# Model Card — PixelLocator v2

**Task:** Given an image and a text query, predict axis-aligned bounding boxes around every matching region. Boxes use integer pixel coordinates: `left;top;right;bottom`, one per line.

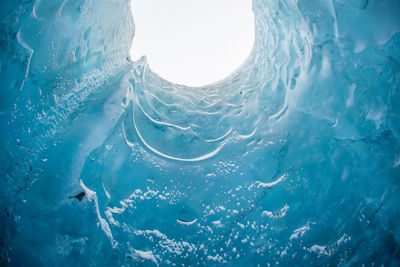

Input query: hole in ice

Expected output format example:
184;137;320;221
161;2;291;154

130;0;255;87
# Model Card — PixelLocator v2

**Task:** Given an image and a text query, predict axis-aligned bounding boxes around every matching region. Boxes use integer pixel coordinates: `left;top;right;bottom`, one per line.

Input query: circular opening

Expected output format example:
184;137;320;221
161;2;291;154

130;0;255;87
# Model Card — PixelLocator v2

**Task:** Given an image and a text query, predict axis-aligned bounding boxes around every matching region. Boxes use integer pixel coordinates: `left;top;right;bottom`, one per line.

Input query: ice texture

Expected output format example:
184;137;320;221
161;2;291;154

1;0;400;266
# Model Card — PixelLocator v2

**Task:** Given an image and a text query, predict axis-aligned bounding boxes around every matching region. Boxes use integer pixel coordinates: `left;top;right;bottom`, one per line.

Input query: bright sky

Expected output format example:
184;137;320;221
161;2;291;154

130;0;255;87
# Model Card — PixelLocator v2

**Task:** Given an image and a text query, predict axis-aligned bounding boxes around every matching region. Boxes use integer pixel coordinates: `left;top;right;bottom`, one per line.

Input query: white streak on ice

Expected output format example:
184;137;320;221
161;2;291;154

80;180;117;247
177;219;197;225
256;174;287;188
262;204;289;219
102;182;111;200
290;224;310;240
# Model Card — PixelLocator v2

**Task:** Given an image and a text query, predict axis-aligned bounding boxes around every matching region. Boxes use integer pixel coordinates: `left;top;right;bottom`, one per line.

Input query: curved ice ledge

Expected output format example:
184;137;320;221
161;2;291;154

123;1;312;161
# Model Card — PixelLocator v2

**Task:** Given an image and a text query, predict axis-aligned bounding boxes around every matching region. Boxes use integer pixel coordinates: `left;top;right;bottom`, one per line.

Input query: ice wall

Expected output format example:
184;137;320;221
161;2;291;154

1;0;133;263
1;0;400;265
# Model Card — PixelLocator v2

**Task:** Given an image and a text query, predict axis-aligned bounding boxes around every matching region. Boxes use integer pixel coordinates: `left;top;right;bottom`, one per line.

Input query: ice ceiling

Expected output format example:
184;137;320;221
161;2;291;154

1;0;400;266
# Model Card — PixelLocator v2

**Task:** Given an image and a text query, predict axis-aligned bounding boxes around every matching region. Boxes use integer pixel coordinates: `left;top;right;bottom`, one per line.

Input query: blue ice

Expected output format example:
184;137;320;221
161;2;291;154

1;0;400;265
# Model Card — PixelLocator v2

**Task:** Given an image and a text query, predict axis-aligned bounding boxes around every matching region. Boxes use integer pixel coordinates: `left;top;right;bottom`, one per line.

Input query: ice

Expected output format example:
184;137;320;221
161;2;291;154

1;0;400;266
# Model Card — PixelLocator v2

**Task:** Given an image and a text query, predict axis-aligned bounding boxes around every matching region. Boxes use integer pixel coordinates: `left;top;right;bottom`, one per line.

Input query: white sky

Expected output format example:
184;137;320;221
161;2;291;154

130;0;254;87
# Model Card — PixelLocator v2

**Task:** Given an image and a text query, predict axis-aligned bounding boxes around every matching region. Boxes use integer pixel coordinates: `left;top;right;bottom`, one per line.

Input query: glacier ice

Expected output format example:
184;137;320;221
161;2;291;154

1;0;400;265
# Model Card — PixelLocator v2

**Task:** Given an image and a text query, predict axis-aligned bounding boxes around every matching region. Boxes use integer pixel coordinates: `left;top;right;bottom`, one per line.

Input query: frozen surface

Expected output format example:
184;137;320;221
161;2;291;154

1;0;400;266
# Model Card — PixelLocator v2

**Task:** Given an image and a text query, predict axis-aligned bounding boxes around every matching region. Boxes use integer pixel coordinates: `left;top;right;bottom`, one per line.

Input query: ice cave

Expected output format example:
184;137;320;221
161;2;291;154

1;0;400;266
